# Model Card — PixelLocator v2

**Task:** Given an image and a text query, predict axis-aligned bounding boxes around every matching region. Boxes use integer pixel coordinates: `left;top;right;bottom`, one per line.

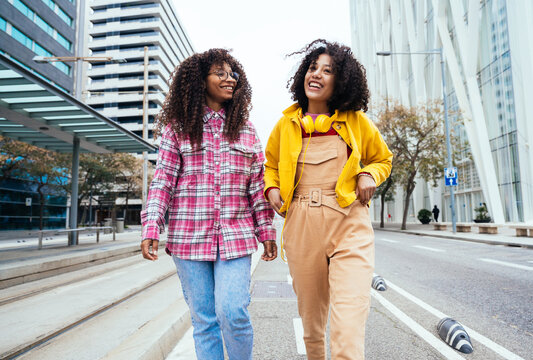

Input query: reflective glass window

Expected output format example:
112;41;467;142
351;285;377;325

14;0;33;19
0;17;6;32
35;15;54;36
57;8;72;26
11;26;32;49
34;42;51;57
56;33;71;50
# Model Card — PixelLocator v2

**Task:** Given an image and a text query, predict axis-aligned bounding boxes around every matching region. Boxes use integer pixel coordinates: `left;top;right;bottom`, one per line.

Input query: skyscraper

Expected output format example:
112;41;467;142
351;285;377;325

86;0;194;157
0;0;76;92
350;0;533;223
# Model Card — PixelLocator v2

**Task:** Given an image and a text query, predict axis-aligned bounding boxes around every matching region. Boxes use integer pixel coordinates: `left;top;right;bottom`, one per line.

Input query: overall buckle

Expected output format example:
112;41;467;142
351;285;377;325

309;189;322;207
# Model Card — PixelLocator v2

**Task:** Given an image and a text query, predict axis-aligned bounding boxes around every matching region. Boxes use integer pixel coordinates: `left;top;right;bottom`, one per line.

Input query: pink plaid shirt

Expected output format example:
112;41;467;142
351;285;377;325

141;108;276;261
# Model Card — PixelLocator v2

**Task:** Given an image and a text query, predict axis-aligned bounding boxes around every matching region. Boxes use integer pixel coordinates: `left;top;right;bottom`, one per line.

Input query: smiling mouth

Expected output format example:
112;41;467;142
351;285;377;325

221;86;234;91
308;81;323;89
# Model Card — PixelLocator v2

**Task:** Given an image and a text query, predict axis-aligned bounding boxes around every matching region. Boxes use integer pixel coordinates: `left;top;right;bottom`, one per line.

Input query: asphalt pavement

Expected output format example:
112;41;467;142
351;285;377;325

1;220;532;359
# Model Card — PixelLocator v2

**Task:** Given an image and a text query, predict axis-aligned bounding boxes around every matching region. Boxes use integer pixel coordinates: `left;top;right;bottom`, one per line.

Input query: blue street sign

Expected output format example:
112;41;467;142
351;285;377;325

445;167;458;186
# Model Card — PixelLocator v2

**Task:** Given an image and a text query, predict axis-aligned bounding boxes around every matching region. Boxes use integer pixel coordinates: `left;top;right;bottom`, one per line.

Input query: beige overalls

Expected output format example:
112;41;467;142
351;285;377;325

283;134;375;360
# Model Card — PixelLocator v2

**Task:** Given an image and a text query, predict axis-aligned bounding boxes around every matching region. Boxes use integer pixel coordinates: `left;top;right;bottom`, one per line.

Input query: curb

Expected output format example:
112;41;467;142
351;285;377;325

374;227;533;249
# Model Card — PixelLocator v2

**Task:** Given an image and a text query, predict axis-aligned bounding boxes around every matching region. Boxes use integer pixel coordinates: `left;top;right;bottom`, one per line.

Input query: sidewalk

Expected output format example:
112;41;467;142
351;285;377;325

373;221;533;249
0;226;158;289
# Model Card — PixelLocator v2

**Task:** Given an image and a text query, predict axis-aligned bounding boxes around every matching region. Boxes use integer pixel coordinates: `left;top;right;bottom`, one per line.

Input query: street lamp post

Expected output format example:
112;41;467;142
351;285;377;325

33;55;126;244
377;49;457;233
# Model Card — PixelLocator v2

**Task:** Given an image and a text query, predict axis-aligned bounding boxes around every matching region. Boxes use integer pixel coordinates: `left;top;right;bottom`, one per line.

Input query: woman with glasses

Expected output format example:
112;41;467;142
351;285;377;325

264;39;392;359
141;48;277;360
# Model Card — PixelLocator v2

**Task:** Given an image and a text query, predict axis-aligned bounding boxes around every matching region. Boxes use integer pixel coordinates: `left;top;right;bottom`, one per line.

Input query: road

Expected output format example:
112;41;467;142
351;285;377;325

170;229;533;359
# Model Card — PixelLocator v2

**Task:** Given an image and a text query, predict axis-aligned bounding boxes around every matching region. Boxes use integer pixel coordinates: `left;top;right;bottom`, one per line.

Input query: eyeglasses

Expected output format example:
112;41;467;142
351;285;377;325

208;70;240;82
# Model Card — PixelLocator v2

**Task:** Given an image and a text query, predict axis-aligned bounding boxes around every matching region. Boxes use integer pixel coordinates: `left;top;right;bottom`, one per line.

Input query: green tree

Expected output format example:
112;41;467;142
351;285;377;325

114;153;144;222
1;136;69;229
74;154;120;224
376;101;461;230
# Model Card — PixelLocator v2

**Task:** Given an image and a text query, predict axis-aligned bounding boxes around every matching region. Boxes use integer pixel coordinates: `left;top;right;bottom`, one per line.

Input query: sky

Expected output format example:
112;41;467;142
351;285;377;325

172;0;353;145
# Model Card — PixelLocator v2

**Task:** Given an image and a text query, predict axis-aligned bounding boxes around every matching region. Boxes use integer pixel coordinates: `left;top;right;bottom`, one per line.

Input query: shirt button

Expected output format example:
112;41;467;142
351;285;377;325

215;161;220;165
214;134;219;138
215;191;220;195
214;221;219;227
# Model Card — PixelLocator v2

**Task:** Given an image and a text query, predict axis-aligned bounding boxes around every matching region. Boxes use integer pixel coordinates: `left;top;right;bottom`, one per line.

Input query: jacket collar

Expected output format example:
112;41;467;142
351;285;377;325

282;103;343;122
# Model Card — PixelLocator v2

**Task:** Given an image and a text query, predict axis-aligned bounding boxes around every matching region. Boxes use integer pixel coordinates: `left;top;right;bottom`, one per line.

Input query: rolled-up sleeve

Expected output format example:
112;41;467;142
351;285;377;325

141;124;181;241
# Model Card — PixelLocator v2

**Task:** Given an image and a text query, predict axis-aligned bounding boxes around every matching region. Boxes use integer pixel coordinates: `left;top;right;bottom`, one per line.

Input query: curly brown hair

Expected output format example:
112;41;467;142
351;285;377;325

156;49;252;147
287;39;370;113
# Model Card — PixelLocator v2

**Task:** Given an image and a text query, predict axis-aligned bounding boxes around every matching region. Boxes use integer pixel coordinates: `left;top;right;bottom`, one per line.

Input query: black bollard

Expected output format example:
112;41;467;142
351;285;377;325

437;317;473;354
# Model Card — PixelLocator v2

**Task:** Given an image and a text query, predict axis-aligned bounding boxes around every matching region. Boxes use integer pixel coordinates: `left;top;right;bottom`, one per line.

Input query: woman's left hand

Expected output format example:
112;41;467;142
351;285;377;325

356;175;376;206
261;240;278;261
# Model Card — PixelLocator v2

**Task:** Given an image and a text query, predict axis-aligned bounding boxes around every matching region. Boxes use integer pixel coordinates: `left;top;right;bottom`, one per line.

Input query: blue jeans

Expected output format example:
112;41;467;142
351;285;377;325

173;254;253;360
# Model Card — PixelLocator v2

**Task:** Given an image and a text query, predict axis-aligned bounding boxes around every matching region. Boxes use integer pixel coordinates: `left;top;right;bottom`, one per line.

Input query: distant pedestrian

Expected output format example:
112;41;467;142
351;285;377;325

140;49;277;360
388;213;392;222
432;205;440;222
264;39;392;360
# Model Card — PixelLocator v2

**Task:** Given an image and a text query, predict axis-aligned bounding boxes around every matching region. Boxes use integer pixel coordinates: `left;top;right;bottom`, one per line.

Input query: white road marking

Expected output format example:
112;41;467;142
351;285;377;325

371;290;465;359
479;258;533;271
287;275;292;285
293;318;306;355
386;279;526;360
413;245;445;253
379;238;399;243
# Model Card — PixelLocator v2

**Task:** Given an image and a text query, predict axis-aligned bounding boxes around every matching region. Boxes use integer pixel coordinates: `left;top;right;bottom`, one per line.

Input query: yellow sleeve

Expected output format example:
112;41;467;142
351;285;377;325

263;119;282;196
359;113;393;187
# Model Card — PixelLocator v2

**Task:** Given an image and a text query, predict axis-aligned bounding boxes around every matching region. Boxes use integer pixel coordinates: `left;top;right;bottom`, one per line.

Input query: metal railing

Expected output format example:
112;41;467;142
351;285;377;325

38;226;115;250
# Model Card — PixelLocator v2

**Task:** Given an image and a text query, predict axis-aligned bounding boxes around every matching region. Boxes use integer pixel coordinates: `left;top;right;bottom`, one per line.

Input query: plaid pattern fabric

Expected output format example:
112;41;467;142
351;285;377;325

141;108;276;261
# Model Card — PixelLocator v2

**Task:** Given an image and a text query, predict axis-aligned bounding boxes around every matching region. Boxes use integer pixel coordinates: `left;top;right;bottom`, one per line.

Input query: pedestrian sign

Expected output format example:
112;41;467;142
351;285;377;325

445;167;458;186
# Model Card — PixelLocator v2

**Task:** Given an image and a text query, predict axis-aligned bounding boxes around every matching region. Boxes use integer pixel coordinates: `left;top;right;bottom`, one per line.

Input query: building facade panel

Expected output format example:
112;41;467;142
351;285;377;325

350;0;533;224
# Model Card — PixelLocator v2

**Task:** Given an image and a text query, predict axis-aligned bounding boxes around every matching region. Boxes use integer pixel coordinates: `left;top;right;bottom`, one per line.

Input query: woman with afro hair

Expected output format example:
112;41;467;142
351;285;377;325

264;39;392;359
141;48;277;360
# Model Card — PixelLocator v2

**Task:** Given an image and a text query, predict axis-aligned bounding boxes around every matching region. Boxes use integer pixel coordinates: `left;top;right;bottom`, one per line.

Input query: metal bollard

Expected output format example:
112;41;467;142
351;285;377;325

96;228;100;243
38;231;43;250
113;226;116;241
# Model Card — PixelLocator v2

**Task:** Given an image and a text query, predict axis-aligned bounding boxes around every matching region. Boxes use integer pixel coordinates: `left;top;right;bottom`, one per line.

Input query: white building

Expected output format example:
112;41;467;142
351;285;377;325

86;0;194;160
350;0;533;224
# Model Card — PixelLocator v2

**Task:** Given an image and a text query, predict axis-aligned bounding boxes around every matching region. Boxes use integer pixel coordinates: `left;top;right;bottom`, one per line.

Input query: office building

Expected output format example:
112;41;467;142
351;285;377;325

86;0;194;156
0;0;76;92
350;0;533;224
0;0;78;229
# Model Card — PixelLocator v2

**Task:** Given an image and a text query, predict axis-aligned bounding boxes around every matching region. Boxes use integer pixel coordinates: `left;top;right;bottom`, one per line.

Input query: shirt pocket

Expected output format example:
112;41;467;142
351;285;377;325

179;142;210;176
228;141;254;176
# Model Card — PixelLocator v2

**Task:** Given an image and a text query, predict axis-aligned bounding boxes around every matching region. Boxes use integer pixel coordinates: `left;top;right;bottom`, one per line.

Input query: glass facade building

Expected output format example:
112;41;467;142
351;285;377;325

350;0;533;224
0;0;77;229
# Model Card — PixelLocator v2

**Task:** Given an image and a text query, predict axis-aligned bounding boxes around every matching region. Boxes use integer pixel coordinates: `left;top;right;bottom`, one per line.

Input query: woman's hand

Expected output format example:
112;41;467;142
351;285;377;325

261;240;278;261
267;188;285;218
141;239;159;261
356;175;376;206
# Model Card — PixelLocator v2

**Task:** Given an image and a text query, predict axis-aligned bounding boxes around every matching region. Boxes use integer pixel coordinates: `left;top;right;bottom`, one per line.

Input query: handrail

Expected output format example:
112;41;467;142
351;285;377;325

38;226;116;249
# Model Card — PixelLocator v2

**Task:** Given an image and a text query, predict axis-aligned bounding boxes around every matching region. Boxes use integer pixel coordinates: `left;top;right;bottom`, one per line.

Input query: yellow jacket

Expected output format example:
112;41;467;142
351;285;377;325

264;103;393;213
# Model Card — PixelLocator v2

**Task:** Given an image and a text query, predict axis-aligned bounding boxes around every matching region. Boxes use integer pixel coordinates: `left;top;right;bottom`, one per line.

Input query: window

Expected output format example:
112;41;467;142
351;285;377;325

35;15;54;36
14;0;33;18
0;17;6;32
40;0;73;27
11;26;32;49
57;8;72;26
56;33;71;51
34;42;51;57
